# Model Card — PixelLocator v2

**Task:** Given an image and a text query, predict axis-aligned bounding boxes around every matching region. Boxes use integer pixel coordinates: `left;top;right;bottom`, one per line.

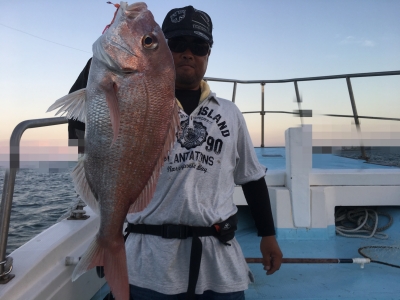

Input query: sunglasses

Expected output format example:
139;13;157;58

168;39;210;56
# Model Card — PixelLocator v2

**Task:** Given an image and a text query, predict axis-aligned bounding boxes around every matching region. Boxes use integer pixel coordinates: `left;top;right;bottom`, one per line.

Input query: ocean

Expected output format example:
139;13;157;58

1;148;399;255
0;165;77;255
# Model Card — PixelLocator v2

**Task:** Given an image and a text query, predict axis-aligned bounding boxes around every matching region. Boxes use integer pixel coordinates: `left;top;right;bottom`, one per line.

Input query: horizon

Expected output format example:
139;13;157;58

1;0;400;161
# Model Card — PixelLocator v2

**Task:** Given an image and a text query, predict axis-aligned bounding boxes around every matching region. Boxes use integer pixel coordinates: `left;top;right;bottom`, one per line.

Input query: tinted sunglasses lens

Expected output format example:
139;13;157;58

168;40;209;56
168;40;188;53
190;43;209;56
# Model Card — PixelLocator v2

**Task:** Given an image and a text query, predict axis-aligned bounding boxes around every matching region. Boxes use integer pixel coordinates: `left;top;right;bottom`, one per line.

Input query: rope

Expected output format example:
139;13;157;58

335;207;393;239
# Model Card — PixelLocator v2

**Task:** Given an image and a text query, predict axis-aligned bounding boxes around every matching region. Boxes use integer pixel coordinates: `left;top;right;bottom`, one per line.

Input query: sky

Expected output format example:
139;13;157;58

1;0;400;162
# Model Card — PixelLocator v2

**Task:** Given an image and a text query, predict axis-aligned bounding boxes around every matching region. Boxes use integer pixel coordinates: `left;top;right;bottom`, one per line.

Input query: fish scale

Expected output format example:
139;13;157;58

47;2;179;300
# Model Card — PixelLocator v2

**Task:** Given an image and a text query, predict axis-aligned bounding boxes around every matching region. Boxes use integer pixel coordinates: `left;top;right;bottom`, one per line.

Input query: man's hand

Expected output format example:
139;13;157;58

260;235;282;275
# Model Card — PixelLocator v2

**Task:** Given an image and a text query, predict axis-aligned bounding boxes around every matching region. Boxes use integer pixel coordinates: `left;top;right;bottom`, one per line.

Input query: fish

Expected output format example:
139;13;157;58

47;2;179;299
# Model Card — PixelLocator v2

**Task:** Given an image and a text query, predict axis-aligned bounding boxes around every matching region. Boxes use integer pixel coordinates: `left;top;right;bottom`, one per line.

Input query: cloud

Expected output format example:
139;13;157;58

362;40;375;47
339;36;375;47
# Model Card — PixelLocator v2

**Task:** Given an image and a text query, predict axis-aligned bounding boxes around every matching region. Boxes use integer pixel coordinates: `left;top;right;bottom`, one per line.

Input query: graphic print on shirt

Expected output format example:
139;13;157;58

176;118;208;150
165;104;231;174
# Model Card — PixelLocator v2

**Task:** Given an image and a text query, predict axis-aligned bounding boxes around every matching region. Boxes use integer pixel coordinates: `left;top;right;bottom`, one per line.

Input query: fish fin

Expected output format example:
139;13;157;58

46;88;86;122
72;236;129;300
129;101;180;213
100;80;120;145
71;157;99;214
72;237;104;281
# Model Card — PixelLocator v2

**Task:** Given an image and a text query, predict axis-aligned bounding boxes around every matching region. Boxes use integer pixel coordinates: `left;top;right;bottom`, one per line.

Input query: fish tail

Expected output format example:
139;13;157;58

72;236;129;300
103;238;129;300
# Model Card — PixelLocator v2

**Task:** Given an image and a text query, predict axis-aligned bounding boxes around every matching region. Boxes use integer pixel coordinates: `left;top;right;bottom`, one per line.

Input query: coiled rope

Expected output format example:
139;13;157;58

335;207;393;239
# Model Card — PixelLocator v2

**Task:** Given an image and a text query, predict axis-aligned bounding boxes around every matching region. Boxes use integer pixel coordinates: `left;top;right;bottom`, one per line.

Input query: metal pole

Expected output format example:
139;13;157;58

294;81;304;126
346;77;368;160
232;82;237;103
0;169;16;282
205;70;400;84
0;117;67;282
261;83;265;147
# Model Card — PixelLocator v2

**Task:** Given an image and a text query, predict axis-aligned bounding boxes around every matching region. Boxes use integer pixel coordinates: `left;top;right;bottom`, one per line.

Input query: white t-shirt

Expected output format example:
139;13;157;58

126;88;266;294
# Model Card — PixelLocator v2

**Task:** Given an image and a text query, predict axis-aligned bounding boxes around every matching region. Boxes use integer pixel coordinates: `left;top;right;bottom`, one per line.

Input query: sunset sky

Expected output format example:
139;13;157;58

1;0;399;162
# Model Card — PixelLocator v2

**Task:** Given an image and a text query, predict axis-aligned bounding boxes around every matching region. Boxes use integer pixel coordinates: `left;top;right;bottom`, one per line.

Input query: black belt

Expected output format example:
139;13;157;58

126;223;218;300
126;223;217;239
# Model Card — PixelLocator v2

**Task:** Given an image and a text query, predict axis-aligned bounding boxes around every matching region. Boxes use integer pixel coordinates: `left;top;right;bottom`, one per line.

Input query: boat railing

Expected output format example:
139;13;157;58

0;117;67;283
205;70;400;158
1;70;400;283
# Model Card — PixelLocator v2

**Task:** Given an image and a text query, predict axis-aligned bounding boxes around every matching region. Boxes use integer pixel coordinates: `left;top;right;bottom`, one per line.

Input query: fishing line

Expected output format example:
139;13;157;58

0;23;90;54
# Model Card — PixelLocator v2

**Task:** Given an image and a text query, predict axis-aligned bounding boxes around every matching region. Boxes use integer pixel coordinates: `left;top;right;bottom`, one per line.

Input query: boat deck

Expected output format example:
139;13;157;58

237;206;400;300
254;147;399;171
91;206;399;300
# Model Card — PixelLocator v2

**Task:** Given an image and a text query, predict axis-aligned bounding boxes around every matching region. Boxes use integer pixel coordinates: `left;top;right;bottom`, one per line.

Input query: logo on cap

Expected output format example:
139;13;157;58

170;10;186;23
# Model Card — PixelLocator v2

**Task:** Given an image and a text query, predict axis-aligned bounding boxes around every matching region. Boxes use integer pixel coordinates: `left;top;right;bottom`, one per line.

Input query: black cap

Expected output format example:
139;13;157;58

162;6;213;45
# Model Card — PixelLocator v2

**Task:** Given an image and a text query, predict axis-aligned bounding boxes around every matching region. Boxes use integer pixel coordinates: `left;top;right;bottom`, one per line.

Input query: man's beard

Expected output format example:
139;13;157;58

176;72;199;88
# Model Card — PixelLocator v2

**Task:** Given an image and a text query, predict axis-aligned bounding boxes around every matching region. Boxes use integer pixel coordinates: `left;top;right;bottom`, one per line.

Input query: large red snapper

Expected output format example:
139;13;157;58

47;2;179;299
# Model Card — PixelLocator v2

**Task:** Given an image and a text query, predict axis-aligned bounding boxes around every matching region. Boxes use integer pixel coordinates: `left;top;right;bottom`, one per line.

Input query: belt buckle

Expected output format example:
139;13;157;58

161;224;188;239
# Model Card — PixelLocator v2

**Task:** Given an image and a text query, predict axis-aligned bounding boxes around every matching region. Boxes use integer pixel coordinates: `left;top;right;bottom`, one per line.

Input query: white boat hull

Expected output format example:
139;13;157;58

0;208;105;300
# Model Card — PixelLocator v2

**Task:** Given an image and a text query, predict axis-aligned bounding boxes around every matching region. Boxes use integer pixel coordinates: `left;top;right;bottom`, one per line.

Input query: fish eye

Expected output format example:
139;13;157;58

142;34;158;50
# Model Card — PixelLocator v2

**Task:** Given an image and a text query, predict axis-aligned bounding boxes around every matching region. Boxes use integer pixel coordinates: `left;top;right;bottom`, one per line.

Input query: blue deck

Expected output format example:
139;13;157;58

92;206;400;300
254;147;399;170
237;206;400;300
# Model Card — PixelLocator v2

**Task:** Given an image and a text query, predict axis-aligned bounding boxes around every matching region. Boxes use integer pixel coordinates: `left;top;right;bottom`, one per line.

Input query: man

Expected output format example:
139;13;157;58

68;5;282;300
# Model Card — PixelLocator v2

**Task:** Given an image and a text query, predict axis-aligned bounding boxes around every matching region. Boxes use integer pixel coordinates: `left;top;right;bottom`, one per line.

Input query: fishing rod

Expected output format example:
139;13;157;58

246;245;400;269
245;258;370;268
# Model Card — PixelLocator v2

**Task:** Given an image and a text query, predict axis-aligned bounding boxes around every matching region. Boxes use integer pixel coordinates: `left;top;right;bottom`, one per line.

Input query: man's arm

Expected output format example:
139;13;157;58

68;58;91;153
241;177;283;275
